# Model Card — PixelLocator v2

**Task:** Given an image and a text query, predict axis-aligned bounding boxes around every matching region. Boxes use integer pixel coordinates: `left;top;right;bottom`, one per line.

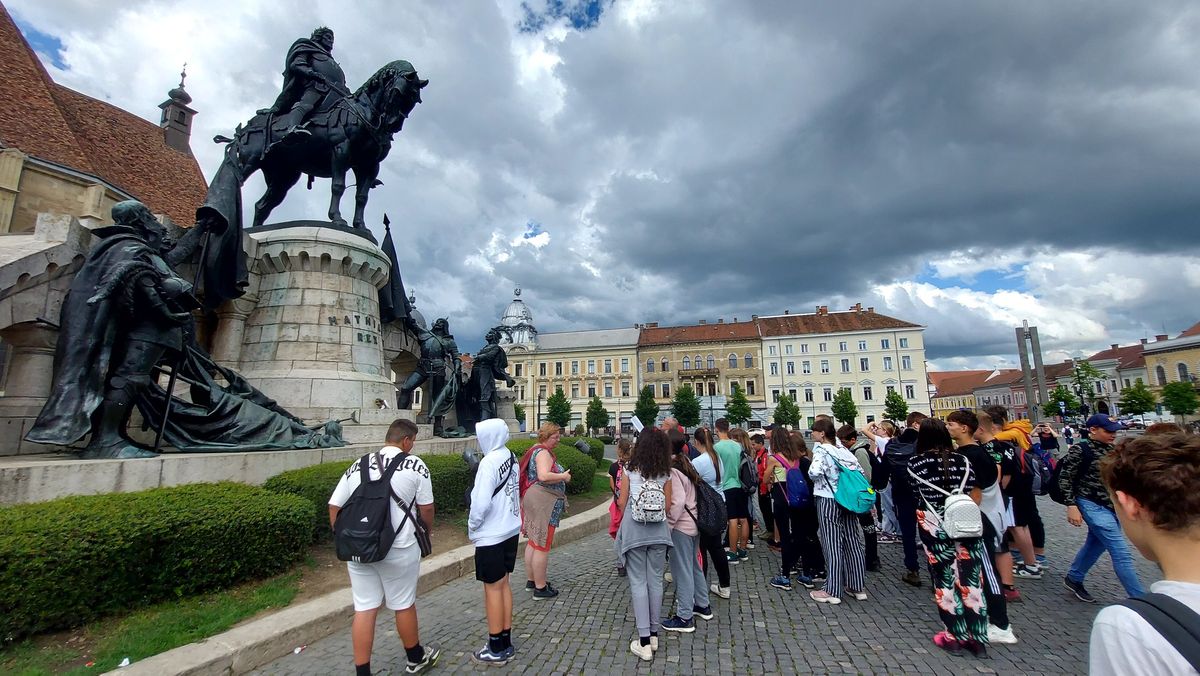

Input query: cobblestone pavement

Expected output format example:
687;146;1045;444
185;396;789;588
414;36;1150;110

254;497;1160;675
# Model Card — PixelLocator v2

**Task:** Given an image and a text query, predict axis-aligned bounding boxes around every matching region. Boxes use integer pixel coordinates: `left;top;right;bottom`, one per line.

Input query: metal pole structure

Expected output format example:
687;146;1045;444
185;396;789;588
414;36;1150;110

1016;322;1038;423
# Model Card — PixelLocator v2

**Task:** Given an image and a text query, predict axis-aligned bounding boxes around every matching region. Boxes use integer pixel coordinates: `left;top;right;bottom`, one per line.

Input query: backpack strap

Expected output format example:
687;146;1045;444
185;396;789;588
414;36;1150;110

492;452;517;499
908;465;952;497
1116;593;1200;672
956;462;970;494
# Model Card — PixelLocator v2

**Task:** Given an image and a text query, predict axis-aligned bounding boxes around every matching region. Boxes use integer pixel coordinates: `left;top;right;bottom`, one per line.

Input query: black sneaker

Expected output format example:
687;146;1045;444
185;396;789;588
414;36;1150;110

693;605;714;620
1064;576;1095;603
662;615;695;633
405;645;441;673
901;570;923;588
532;584;559;600
525;580;535;591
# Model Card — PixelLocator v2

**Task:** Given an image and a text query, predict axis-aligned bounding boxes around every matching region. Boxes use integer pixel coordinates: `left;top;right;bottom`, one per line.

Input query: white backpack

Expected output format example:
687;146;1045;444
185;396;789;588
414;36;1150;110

908;464;983;540
631;476;667;523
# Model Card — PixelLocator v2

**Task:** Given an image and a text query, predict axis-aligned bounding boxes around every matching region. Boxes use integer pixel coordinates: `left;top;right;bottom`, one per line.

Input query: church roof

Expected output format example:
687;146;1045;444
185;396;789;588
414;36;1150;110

0;4;207;226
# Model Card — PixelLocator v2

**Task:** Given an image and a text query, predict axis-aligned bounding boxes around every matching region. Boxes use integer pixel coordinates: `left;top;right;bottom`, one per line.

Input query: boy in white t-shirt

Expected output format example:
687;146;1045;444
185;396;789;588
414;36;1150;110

328;419;440;676
1090;432;1200;675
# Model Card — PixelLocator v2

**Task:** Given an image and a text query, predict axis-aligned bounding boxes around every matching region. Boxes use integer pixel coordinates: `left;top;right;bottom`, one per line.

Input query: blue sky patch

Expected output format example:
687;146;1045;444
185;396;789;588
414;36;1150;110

916;264;1027;294
14;17;67;70
523;221;546;239
519;0;607;33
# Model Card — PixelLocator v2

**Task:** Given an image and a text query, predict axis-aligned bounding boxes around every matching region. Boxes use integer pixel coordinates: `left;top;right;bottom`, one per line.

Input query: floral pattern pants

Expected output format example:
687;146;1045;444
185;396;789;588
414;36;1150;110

917;516;988;644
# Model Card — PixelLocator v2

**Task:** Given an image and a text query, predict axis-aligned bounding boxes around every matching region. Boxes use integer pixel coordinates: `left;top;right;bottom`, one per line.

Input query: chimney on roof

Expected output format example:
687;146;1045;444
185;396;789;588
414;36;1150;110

717;318;724;324
1141;338;1148;345
751;314;758;321
851;302;862;312
784;309;790;315
159;65;197;154
645;322;658;328
1111;344;1119;351
1157;334;1169;342
699;319;707;325
867;307;875;313
818;305;829;316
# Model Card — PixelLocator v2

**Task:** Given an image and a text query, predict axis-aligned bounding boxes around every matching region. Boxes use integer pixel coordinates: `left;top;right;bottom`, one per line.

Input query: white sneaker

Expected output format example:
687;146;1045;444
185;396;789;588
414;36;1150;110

664;571;673;584
848;589;868;601
650;635;659;651
629;639;653;661
710;584;731;599
988;623;1019;644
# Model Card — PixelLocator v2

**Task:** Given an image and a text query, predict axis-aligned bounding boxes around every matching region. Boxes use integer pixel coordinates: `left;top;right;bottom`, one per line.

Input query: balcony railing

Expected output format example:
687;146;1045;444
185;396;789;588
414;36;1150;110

678;367;720;377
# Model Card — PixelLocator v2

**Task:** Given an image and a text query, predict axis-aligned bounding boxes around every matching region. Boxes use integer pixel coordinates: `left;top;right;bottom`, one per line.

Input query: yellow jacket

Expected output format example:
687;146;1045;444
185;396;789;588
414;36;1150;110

996;419;1033;451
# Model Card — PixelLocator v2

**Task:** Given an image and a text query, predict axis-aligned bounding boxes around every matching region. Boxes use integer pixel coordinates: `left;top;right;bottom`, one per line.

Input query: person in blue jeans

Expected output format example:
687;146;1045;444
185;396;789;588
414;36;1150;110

1057;414;1145;602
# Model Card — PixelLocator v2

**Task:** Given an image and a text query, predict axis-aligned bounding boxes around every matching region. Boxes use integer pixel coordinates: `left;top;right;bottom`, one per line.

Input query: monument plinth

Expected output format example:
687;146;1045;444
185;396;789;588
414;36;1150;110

236;221;409;442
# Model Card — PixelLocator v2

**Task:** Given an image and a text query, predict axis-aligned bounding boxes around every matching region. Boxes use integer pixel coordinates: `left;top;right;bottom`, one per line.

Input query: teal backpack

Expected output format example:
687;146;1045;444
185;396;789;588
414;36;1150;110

831;454;876;514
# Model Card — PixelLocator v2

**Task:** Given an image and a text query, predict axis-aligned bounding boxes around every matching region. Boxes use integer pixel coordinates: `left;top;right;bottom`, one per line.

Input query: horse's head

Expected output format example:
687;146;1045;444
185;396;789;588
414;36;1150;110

357;60;427;133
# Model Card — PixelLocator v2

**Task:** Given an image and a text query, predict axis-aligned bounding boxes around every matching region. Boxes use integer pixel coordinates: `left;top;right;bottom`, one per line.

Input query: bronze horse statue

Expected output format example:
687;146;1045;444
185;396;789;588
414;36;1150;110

217;60;427;230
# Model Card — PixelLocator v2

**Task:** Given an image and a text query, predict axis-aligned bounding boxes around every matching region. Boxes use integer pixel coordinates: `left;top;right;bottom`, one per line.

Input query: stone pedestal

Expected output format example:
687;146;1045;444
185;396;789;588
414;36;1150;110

496;388;521;434
0;323;58;455
237;223;399;436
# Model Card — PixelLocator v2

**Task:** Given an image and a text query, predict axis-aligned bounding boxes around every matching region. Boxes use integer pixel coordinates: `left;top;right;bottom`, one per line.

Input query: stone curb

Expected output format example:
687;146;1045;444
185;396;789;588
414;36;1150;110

109;500;613;675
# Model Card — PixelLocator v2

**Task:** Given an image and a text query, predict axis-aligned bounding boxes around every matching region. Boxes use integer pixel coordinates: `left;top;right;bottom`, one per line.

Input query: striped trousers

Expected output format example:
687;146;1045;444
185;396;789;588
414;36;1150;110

816;496;866;596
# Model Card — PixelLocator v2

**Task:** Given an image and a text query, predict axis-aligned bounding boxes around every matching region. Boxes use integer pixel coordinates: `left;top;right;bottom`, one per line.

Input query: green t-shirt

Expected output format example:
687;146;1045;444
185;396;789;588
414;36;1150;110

715;439;744;491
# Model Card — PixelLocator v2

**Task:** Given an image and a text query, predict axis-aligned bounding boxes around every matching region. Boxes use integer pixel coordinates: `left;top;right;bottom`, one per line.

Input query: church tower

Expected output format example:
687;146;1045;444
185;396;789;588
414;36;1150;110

158;66;196;153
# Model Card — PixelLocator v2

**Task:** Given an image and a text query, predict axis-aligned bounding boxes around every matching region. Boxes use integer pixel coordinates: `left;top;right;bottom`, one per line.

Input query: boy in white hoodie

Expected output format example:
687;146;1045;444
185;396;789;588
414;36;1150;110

468;418;522;664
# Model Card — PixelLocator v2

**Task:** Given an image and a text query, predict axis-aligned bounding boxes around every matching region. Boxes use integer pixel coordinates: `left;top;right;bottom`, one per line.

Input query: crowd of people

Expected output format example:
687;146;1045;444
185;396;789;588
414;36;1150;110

324;408;1200;673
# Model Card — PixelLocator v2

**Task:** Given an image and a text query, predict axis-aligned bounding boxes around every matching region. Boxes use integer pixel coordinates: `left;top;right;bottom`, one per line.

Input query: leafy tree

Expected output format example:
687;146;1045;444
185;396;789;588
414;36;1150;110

634;385;660;428
1162;381;1200;422
585;396;609;434
1070;360;1105;410
831;388;858;427
670;383;702;428
514;403;525;422
724;383;753;427
1041;385;1081;418
772;394;801;427
1117;381;1157;417
883;390;909;421
545;388;571;428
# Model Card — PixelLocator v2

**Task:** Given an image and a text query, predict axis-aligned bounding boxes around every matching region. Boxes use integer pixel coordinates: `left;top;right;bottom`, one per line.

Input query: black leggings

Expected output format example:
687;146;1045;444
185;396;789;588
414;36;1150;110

700;530;730;588
774;494;825;577
759;493;775;537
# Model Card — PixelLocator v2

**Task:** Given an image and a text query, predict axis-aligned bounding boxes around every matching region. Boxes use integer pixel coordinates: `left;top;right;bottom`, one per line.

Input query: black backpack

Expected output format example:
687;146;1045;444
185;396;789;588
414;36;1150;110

885;439;916;485
1049;442;1093;505
1116;593;1200;672
738;451;758;492
334;452;404;564
462;446;516;511
687;480;728;537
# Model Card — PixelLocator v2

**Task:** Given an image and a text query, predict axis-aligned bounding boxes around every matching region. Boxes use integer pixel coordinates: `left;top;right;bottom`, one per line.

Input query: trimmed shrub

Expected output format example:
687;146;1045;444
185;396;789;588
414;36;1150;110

563;436;605;464
507;440;596;495
0;482;311;642
423;453;472;513
597;435;615;444
263;461;349;541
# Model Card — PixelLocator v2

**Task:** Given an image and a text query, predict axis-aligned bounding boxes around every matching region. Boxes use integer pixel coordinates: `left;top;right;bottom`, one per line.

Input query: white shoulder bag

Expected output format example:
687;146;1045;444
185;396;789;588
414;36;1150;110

908;464;983;540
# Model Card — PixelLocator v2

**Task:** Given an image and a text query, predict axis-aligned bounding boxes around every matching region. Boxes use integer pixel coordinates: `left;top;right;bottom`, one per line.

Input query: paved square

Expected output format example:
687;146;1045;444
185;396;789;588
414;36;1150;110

254;496;1160;675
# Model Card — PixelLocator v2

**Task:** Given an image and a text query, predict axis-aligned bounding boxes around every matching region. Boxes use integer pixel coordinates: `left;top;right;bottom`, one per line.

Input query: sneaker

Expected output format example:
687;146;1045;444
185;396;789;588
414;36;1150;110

962;639;988;658
932;631;962;655
472;646;510;665
988;623;1019;645
617;565;627;577
766;538;779;548
1036;554;1048;568
812;573;827;585
1004;587;1023;603
847;589;868;601
726;552;741;564
737;548;749;560
693;605;714;620
770;575;793;590
662;615;695;633
795;575;816;589
664;571;673;584
532;585;559;600
1064;576;1096;603
901;570;922;587
747;541;756;550
1015;563;1043;580
629;639;653;661
710;583;731;599
650;635;659;651
502;645;516;659
405;645;441;673
809;590;841;604
525;580;535;591
878;533;900;544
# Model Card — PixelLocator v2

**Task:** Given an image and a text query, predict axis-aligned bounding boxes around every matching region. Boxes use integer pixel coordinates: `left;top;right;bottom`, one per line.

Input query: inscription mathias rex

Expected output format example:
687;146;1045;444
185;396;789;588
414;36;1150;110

326;312;381;344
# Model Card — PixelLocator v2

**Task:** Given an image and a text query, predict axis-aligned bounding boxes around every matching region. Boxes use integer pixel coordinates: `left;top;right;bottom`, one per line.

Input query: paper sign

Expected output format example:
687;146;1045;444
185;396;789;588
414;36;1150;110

631;417;644;433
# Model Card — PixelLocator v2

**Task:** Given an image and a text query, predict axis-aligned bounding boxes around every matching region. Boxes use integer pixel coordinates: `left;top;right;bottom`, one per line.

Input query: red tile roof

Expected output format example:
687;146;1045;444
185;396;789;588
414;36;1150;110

929;370;993;396
756;310;921;338
639;321;761;346
0;4;206;226
1085;343;1145;370
1179;321;1200;338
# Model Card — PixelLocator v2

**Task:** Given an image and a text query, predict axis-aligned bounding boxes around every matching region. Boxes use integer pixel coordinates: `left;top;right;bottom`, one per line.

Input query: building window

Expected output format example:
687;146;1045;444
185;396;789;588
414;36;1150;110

729;353;738;368
694;354;703;368
841;358;851;373
785;344;793;355
1157;365;1168;385
818;342;827;352
772;389;780;403
886;385;895;395
1180;363;1191;381
571;385;579;398
539;385;547;398
769;362;778;376
604;359;612;374
802;360;811;374
821;360;830;374
804;388;813;402
881;339;891;349
858;340;868;351
683;356;692;370
1123;378;1131;389
572;361;579;375
839;341;848;352
708;382;717;396
661;383;670;398
863;386;873;401
646;358;654;373
588;384;596;397
662;358;669;372
555;361;563;376
860;357;869;371
883;356;893;371
899;338;909;348
605;383;613;397
788;388;798;401
539;362;547;376
587;360;596;374
729;379;739;393
621;358;629;373
1110;379;1118;393
707;355;715;369
801;344;809;354
746;380;755;395
823;387;833;402
769;345;777;356
621;382;630;396
786;361;795;375
905;384;915;399
901;355;912;370
744;353;754;368
515;363;523;377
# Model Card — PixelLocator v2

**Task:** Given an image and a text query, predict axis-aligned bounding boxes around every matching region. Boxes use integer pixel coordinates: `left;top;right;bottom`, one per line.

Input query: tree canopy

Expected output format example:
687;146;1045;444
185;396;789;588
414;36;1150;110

832;388;858;426
634;385;660;428
772;394;801;427
883;389;908;421
670;383;702;428
725;383;753;427
1117;381;1157;417
585;396;610;433
545;388;571;428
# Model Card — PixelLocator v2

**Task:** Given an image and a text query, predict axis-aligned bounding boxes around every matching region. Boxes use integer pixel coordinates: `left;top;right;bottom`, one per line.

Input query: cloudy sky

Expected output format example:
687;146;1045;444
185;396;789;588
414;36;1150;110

11;0;1200;366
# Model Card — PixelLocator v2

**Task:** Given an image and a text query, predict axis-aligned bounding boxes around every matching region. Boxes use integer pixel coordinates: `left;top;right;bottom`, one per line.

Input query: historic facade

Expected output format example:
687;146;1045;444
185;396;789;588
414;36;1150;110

1143;323;1200;419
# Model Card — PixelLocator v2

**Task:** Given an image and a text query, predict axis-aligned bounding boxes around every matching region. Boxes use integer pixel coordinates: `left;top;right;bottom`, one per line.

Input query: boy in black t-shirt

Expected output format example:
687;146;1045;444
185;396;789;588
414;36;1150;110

975;413;1023;604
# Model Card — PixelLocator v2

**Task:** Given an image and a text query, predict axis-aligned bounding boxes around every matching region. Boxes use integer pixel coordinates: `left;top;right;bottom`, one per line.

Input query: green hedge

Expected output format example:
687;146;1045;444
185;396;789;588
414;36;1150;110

424;454;472;513
563;436;606;464
0;482;311;642
507;440;597;494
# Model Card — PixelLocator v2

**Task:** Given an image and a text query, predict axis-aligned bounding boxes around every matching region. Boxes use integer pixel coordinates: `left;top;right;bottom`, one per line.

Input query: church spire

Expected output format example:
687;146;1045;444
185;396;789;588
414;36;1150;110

159;63;197;153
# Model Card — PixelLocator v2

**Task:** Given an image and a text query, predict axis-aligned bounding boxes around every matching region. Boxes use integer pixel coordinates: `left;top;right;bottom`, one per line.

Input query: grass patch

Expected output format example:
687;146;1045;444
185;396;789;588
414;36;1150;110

0;571;302;675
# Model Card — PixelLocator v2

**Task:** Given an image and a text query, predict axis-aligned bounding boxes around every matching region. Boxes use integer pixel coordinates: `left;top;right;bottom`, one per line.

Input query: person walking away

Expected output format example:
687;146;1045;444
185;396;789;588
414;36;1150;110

662;430;713;632
764;427;818;589
909;418;989;657
1063;425;1075;447
328;419;440;675
1060;415;1146;602
467;419;521;664
714;418;751;563
692;427;732;598
608;438;633;576
808;418;868;604
1090;432;1200;675
751;433;778;549
947;411;1017;645
615;428;675;661
838;425;881;572
975;410;1023;603
519;423;571;599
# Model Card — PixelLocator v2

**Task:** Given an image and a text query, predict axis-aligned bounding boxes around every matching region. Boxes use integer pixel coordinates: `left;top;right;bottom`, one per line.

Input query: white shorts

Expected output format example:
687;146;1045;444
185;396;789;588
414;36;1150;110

347;542;420;611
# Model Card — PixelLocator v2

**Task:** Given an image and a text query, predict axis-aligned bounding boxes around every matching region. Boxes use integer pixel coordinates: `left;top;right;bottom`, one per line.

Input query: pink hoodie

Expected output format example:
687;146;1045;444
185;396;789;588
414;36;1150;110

666;467;698;536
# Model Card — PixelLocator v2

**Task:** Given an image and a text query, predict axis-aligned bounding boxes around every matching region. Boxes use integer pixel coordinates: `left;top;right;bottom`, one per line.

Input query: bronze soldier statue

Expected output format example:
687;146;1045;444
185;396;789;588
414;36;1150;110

469;328;516;423
259;26;350;139
398;317;461;437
